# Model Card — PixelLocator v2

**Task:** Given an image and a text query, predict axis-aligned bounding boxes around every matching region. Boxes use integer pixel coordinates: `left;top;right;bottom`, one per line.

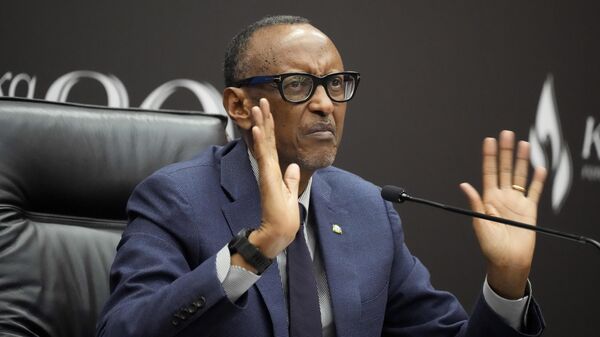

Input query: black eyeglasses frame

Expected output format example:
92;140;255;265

233;71;360;103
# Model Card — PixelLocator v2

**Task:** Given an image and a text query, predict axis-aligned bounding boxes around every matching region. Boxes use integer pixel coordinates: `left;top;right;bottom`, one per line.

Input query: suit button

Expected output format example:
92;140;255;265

185;305;197;314
171;318;179;326
192;296;206;309
174;311;188;320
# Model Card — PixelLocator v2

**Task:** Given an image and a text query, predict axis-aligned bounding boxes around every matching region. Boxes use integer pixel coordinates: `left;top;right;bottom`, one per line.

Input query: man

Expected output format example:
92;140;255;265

97;15;547;336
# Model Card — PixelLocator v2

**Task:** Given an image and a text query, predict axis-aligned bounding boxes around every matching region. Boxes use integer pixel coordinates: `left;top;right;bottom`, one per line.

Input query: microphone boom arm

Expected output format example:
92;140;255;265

383;186;600;253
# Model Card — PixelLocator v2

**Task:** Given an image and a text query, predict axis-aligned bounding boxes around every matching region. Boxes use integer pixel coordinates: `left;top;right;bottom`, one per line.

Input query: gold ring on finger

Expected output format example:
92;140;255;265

512;184;526;193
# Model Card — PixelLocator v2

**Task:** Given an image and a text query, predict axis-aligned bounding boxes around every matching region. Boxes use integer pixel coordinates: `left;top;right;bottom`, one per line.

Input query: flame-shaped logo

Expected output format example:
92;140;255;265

529;75;572;213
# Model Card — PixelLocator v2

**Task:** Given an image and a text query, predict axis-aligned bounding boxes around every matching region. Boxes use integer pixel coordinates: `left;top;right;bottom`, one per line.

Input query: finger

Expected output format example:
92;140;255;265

283;163;300;198
251;122;270;167
258;98;274;139
527;166;547;204
259;98;272;122
251;103;264;128
482;137;498;190
251;106;267;159
498;130;515;188
512;141;530;189
251;99;276;161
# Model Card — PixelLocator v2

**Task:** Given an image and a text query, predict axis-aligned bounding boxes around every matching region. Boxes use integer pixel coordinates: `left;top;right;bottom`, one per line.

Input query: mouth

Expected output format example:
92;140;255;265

305;123;336;139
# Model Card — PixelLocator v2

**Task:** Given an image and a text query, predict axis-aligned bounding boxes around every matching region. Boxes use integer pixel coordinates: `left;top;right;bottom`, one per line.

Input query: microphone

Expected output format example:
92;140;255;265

381;185;600;253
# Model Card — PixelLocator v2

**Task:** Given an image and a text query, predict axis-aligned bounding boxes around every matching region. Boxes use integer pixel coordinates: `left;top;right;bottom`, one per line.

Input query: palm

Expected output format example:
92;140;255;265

476;188;538;268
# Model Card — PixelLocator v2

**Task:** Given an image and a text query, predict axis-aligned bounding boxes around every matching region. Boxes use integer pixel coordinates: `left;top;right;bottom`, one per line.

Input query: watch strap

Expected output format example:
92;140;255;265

228;228;273;274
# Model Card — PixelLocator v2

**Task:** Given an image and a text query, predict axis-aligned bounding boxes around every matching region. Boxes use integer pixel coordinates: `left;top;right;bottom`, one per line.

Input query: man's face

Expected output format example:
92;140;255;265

243;24;347;172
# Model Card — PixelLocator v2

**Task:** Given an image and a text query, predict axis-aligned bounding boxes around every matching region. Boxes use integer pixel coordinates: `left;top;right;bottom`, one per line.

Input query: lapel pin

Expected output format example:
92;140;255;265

331;224;343;235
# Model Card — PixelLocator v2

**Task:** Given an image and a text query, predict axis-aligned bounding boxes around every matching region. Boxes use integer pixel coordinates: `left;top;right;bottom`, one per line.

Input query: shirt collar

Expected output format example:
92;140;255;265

247;149;312;214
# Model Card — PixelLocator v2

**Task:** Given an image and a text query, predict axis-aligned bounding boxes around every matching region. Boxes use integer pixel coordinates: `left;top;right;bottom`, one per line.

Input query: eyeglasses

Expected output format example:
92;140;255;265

233;71;360;103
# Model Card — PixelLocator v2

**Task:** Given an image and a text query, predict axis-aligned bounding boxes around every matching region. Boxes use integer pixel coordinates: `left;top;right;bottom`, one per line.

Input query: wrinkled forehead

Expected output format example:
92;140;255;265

245;24;344;76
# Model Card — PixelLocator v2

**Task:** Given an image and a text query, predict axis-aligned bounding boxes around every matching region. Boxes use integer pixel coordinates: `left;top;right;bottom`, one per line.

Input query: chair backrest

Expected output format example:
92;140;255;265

0;97;228;337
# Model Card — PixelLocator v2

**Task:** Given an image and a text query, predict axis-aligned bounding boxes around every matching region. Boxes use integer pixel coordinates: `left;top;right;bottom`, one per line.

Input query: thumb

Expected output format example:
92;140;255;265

459;182;485;214
460;182;502;240
283;163;301;197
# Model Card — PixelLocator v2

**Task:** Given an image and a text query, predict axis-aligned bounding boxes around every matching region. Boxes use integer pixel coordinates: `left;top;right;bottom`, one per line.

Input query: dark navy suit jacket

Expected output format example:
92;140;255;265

96;139;544;337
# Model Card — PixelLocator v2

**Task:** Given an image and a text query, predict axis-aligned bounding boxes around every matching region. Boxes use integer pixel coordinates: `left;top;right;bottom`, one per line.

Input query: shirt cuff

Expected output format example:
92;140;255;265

482;276;531;330
216;244;261;302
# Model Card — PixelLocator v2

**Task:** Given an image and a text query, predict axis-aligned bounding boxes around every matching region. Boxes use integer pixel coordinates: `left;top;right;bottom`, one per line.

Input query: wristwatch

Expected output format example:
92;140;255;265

228;228;273;274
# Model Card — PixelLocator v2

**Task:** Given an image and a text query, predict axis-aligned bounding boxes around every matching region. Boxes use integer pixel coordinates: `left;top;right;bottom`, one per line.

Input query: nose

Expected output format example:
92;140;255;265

308;85;334;115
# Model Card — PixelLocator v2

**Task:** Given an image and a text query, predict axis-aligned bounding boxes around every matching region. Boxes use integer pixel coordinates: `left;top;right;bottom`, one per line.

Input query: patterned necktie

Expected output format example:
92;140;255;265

287;203;322;337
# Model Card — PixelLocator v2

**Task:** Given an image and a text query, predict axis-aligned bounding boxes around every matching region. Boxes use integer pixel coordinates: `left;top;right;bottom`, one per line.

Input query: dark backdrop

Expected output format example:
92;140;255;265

2;1;599;336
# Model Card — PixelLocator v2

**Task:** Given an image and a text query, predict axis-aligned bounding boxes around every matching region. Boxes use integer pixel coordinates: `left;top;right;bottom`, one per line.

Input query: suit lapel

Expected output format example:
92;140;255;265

311;173;361;337
220;140;288;337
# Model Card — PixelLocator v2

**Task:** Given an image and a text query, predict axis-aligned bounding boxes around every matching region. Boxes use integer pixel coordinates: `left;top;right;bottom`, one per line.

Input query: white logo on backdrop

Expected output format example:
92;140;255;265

141;79;234;138
582;117;600;160
581;116;600;181
529;75;573;213
0;70;233;139
46;71;129;107
0;72;37;98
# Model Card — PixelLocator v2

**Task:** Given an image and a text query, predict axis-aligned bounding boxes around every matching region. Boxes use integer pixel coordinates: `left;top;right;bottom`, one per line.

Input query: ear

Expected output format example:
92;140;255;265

223;87;253;130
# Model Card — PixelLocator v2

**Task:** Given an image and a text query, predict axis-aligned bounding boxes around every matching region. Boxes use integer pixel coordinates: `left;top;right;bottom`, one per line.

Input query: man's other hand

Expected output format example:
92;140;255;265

460;130;547;299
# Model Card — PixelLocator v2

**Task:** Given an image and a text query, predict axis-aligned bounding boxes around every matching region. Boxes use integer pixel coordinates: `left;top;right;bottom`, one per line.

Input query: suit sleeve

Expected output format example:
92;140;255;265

381;200;545;337
96;172;248;337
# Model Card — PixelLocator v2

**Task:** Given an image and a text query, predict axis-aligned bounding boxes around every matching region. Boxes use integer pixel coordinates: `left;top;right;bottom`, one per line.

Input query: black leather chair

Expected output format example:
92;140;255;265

0;97;228;337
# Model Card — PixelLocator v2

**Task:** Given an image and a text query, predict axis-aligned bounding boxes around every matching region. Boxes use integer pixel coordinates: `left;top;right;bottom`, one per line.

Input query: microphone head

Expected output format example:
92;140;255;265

381;185;407;203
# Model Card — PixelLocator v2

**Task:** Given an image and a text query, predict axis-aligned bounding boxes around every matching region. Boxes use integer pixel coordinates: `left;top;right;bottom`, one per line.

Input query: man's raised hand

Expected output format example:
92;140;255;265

460;130;547;299
248;98;301;259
